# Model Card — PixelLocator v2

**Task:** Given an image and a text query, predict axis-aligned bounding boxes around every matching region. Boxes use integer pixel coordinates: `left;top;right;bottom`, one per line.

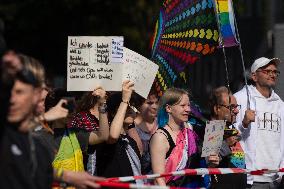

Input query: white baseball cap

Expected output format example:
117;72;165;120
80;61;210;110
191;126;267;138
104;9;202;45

251;57;281;73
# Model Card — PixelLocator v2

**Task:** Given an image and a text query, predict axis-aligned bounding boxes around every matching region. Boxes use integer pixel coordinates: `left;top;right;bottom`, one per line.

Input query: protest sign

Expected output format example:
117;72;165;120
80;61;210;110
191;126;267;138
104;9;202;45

67;37;159;98
67;36;123;91
201;120;226;157
122;47;159;98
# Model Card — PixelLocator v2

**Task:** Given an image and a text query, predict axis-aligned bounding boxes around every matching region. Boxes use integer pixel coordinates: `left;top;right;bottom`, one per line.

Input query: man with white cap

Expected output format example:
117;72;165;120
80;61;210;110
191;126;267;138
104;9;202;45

234;57;284;189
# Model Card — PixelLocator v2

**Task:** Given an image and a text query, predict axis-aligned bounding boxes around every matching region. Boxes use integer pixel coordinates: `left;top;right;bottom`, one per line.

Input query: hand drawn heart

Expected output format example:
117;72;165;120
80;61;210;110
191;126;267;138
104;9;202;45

193;29;199;37
202;44;210;55
199;29;205;38
191;7;196;15
213;30;219;42
196;3;201;12
188;30;193;37
186;41;191;49
202;0;208;10
195;16;201;25
190;42;196;50
206;29;213;39
196;43;203;52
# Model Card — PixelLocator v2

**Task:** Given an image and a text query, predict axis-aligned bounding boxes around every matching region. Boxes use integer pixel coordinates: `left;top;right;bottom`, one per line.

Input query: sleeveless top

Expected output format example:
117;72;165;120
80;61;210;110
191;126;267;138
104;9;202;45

158;128;176;159
135;123;157;174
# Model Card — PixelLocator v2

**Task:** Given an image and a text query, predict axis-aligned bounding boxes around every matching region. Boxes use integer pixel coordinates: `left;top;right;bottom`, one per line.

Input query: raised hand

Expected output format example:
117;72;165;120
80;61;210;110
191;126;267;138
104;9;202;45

92;86;106;105
122;80;134;103
44;99;69;121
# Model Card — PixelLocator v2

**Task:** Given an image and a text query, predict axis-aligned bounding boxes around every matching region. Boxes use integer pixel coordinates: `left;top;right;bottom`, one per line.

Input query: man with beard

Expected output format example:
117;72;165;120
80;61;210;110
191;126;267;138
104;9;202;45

234;57;284;189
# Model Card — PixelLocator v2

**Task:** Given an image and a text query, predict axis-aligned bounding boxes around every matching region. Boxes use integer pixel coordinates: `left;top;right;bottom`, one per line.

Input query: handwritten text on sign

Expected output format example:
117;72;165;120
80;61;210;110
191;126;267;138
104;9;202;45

122;47;159;98
67;36;123;91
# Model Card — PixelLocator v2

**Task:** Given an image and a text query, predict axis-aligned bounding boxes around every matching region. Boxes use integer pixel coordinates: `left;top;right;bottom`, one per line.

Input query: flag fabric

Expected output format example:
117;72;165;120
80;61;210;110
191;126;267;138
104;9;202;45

52;129;84;172
213;0;238;47
151;0;219;96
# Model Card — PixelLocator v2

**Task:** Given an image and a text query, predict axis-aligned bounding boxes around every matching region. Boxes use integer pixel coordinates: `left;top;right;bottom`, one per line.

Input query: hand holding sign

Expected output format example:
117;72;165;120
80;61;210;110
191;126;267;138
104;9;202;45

122;80;134;103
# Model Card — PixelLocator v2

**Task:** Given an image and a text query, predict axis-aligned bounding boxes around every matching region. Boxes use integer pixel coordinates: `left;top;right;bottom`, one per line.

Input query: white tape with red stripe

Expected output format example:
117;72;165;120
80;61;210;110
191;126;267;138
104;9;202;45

106;168;284;183
98;181;204;189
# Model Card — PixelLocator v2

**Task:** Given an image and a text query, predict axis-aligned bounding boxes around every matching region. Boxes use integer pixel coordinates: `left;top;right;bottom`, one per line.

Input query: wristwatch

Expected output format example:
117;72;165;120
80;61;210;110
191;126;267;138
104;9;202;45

98;103;108;113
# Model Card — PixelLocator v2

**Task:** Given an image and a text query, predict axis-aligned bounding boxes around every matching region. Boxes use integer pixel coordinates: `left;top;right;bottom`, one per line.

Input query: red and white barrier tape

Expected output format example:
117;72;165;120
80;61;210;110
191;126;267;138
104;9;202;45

107;168;284;183
98;181;204;189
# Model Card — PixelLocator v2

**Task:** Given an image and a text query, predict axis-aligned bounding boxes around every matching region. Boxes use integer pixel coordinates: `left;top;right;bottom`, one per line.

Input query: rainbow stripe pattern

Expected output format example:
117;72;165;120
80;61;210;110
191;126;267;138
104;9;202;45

230;142;245;168
213;0;238;47
151;0;219;96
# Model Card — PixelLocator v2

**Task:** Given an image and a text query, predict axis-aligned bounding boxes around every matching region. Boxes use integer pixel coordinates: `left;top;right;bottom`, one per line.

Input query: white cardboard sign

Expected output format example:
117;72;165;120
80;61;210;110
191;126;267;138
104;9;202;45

201;120;226;157
67;37;159;98
67;36;123;91
122;47;159;98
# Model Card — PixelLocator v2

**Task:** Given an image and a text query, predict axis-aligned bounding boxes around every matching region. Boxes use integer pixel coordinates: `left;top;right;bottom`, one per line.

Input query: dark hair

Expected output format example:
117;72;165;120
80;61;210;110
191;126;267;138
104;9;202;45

208;86;231;116
14;68;41;88
106;92;142;121
131;93;146;111
45;88;71;112
18;54;45;87
75;91;98;113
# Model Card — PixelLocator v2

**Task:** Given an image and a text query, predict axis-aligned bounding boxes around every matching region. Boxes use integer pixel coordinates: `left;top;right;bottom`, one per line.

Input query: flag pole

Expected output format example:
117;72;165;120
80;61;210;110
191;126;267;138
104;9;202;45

230;0;251;109
213;0;231;92
213;0;250;109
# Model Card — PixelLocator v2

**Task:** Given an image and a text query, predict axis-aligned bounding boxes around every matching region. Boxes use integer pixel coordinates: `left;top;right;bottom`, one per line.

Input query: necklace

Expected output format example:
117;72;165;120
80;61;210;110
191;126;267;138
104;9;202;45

166;123;174;132
167;123;183;132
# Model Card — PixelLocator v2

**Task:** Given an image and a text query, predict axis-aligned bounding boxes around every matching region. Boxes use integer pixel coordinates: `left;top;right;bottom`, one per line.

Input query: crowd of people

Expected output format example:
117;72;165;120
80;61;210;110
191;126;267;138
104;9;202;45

0;50;283;189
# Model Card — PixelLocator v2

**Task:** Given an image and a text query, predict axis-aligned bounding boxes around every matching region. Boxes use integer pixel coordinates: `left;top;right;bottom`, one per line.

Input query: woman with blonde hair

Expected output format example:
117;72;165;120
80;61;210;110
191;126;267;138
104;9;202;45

150;88;219;187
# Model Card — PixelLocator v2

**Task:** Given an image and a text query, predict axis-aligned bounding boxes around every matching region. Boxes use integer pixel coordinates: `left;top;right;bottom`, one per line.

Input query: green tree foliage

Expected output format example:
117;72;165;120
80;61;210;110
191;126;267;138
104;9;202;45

0;0;160;74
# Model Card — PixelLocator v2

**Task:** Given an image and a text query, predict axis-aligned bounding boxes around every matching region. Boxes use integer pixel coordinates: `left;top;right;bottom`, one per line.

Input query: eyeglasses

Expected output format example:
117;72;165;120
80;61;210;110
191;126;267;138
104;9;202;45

256;69;280;77
218;104;241;111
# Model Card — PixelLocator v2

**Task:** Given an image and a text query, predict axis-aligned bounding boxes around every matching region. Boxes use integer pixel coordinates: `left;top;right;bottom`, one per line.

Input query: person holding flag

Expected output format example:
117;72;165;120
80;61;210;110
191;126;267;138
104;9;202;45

234;57;284;189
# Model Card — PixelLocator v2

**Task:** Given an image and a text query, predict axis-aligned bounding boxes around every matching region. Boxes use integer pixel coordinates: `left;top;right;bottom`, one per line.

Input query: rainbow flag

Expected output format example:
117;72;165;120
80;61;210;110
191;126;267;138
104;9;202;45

150;0;219;96
52;130;84;172
230;142;245;168
213;0;238;47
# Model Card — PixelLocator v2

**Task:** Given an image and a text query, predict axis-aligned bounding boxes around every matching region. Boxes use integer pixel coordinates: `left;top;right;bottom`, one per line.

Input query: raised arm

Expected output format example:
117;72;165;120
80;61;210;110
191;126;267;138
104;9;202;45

88;87;109;145
108;80;134;144
127;127;143;155
37;99;69;122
